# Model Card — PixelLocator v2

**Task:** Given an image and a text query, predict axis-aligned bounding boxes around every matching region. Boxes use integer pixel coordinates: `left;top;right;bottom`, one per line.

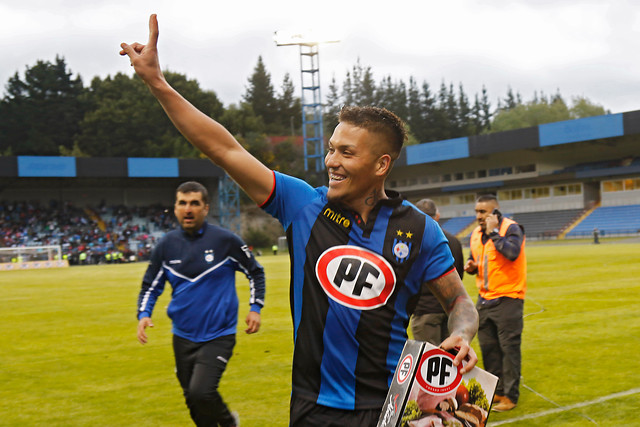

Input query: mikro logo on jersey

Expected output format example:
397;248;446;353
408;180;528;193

315;245;396;310
397;354;414;384
415;349;462;395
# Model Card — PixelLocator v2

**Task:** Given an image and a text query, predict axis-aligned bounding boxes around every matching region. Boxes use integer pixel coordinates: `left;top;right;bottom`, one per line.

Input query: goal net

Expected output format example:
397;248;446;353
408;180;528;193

0;245;68;271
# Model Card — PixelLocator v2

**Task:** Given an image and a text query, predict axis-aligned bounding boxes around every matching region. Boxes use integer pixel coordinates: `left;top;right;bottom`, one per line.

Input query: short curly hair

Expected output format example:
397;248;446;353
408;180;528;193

337;106;407;161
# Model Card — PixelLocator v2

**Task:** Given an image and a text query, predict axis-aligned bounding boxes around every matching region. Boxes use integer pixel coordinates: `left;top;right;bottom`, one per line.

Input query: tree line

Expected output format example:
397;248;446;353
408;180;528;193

0;55;608;177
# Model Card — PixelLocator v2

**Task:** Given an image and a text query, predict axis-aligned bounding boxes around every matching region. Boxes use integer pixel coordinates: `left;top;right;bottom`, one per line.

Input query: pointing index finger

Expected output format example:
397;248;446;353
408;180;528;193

148;14;159;48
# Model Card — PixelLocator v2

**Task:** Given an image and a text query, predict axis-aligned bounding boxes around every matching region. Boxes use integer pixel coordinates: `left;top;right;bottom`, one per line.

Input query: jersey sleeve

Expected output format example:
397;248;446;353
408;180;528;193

261;171;320;229
228;234;266;313
136;241;167;320
420;217;456;283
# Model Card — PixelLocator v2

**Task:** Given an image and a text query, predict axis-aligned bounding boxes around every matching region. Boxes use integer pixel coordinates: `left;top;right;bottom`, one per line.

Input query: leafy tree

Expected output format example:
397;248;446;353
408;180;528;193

324;75;342;135
275;73;301;135
419;81;438;142
272;138;305;178
351;59;376;106
491;93;573;132
457;83;472;135
238;132;274;167
570;96;607;118
219;103;264;137
243;56;277;133
342;71;354;106
377;76;408;119
478;85;492;131
76;71;223;157
501;86;521;111
0;56;87;155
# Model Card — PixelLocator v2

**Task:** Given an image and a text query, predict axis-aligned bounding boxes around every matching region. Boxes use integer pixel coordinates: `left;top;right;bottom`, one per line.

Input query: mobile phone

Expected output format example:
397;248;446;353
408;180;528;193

492;208;502;220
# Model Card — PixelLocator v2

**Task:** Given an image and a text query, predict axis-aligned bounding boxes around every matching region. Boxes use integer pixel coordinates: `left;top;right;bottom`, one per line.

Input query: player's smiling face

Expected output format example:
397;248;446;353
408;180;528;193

174;191;209;234
325;122;386;209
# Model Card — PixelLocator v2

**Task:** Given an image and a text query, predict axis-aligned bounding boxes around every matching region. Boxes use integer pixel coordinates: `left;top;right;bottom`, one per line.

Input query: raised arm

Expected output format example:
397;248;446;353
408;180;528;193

426;270;479;373
119;14;273;204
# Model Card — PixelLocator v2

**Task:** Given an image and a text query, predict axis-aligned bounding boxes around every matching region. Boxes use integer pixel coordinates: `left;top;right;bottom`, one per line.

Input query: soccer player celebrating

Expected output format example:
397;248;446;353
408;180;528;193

121;15;478;426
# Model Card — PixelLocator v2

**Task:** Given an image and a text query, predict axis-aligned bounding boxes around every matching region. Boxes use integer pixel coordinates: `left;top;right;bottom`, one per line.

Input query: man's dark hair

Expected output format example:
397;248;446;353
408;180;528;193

338;106;407;161
476;194;498;204
176;181;209;204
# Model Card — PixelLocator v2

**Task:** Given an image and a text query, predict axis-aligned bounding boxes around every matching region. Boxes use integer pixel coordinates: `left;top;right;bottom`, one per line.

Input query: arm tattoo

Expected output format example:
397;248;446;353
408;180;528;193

427;272;479;342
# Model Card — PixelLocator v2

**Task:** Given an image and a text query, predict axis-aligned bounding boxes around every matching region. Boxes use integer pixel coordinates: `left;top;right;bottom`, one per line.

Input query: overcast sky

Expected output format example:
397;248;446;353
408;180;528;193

1;0;639;114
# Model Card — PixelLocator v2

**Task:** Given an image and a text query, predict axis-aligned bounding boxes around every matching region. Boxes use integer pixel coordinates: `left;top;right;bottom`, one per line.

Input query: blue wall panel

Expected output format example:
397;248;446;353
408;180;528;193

539;114;624;147
406;137;469;165
128;158;179;177
18;156;76;177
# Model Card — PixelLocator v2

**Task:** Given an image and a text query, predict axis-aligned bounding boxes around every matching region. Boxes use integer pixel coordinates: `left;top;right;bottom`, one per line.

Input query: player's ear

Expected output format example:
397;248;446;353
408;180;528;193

375;154;392;177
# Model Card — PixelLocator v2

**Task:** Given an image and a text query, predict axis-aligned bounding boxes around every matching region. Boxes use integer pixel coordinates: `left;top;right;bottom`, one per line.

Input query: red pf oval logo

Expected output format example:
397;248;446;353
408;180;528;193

315;245;396;310
397;354;414;384
415;349;462;395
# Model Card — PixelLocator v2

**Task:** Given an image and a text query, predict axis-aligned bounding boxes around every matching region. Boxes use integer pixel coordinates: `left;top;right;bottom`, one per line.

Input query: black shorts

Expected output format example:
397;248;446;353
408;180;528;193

290;393;380;427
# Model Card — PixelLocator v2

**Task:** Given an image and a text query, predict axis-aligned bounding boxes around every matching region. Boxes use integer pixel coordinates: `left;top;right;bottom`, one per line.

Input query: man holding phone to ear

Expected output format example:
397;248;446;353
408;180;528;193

465;194;526;412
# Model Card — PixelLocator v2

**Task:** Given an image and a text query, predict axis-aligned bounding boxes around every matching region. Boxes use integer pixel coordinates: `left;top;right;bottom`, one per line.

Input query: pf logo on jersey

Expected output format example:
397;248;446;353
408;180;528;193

315;245;396;310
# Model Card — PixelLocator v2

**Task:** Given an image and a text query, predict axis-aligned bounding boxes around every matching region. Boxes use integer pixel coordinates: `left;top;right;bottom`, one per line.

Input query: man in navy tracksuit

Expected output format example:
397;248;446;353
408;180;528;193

136;181;265;427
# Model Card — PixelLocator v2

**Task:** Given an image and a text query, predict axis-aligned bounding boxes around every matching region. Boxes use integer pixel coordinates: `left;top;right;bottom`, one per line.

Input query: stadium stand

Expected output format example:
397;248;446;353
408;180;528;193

440;216;475;235
566;204;640;238
0;200;175;264
2;109;639;252
510;208;585;239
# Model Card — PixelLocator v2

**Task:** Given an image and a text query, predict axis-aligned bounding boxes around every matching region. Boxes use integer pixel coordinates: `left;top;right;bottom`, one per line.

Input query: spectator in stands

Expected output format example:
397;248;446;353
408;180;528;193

411;199;464;345
465;194;526;412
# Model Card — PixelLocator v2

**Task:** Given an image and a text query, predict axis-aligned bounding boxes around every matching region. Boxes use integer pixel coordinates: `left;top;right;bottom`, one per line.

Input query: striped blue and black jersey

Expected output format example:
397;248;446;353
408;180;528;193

262;171;454;410
137;222;265;343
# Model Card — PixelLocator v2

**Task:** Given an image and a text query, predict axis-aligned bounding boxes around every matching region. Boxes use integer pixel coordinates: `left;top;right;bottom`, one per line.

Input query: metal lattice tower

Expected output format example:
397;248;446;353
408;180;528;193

299;43;325;172
217;174;241;235
276;32;338;173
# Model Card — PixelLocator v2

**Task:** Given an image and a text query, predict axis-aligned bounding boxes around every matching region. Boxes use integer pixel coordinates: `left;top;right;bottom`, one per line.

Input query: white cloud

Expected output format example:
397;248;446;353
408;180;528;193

0;0;638;113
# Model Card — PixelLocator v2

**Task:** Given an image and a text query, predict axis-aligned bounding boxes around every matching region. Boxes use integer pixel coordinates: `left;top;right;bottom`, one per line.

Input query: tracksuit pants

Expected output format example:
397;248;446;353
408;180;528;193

173;334;236;427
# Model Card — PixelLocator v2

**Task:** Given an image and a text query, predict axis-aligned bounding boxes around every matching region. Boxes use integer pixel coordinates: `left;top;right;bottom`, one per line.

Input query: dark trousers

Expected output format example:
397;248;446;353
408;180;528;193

411;312;449;346
173;334;236;427
290;394;380;427
477;297;524;403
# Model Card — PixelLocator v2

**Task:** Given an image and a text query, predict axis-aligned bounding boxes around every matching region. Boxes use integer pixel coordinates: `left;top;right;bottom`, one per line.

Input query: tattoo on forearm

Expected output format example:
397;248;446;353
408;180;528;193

427;273;479;341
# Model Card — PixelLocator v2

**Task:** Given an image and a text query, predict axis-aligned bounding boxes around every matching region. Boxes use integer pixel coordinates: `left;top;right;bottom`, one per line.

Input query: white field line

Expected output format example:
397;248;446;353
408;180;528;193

489;388;640;425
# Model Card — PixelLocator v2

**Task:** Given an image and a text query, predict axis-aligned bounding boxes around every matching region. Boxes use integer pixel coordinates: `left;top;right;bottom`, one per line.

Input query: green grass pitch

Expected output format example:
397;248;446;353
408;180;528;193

1;241;639;426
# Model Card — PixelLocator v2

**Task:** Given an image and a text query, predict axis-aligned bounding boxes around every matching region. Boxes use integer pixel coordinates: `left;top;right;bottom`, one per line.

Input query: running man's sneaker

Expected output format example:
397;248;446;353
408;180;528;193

230;411;240;427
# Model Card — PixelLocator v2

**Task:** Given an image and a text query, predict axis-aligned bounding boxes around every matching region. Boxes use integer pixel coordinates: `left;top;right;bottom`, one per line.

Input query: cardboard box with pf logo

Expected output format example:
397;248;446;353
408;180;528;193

377;340;498;427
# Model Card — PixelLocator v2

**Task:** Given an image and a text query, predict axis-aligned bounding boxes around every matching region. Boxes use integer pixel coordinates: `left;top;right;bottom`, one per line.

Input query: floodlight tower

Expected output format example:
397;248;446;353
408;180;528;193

275;31;339;172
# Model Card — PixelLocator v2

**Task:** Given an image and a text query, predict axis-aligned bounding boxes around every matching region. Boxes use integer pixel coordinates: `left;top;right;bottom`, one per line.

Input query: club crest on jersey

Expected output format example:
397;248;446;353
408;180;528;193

315;245;396;310
393;229;413;263
204;249;214;263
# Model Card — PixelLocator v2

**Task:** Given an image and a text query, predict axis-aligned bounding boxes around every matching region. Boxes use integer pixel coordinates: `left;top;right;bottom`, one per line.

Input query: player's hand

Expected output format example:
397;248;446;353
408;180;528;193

440;335;478;375
137;317;154;344
464;259;477;273
245;311;261;334
119;14;164;86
